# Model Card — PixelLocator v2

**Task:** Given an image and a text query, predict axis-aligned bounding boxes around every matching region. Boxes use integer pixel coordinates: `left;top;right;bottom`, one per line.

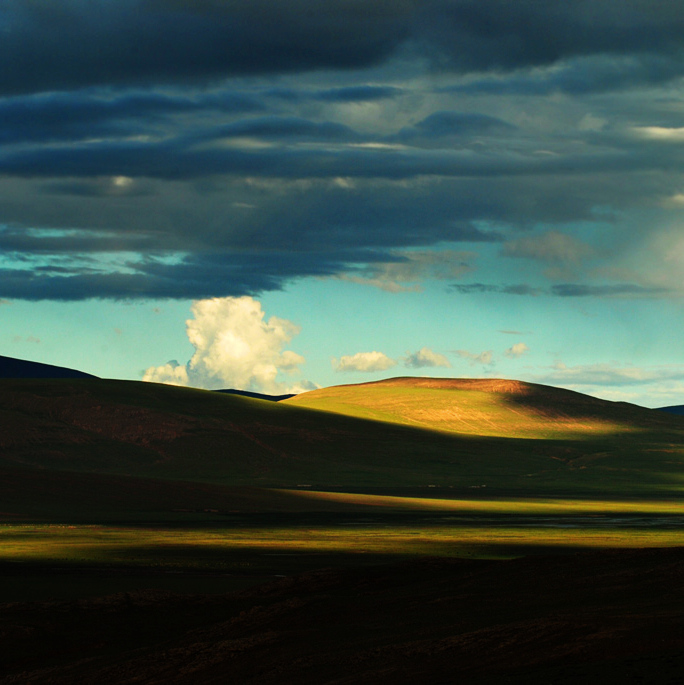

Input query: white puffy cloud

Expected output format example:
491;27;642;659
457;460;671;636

455;349;494;366
143;359;189;386
332;351;397;373
404;347;451;368
504;342;529;358
143;296;314;393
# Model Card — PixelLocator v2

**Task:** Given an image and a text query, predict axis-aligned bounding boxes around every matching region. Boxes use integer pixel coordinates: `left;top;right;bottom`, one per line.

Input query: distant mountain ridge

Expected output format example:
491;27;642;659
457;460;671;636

0;354;98;379
657;405;684;415
215;388;295;402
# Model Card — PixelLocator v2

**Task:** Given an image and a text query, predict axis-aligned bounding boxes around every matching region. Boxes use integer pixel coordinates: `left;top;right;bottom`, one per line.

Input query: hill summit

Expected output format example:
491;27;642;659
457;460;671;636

284;376;661;440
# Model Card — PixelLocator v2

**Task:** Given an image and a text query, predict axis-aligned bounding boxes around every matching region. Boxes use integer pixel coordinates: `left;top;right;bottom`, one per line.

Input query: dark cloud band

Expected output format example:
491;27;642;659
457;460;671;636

4;1;684;96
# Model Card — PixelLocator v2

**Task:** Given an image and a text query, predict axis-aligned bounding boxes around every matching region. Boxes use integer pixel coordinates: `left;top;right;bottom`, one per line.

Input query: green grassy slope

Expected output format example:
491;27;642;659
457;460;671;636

2;376;684;522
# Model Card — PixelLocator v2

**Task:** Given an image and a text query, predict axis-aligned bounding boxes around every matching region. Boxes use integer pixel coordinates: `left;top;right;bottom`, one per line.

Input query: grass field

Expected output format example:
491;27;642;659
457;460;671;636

4;376;684;684
4;377;684;499
3;375;684;602
2;517;684;572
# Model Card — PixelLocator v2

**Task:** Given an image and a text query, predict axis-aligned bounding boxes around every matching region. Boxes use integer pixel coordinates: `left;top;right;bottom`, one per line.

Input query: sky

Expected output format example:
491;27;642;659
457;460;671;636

2;0;684;407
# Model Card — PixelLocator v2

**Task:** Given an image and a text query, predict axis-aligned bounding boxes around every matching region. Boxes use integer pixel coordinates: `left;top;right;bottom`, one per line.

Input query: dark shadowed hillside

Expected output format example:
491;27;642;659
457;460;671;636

3;376;684;521
658;404;684;416
215;388;295;401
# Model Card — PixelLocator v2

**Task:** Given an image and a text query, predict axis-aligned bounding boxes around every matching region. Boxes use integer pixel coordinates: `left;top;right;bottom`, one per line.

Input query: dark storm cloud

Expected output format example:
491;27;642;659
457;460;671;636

312;86;404;102
414;1;684;74
0;179;504;258
4;1;684;97
10;170;664;242
0;90;264;144
447;55;683;97
198;117;362;143
0;225;161;254
394;111;515;142
4;1;684;303
0;0;413;95
265;85;404;103
0;249;370;301
0;135;641;182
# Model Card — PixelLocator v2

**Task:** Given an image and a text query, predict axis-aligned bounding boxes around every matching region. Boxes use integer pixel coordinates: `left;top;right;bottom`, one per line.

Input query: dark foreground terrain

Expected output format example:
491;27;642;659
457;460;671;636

2;547;684;684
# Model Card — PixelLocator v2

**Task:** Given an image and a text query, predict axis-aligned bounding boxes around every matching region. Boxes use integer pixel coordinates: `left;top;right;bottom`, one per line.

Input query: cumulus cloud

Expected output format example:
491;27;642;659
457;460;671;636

455;349;494;366
143;359;189;386
505;342;529;358
142;296;314;393
332;351;398;373
404;347;451;369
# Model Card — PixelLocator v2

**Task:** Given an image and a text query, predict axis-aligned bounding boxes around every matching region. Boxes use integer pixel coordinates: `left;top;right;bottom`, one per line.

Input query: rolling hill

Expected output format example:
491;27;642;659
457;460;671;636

283;376;668;439
658;404;684;416
4;374;684;683
2;375;684;521
0;354;98;379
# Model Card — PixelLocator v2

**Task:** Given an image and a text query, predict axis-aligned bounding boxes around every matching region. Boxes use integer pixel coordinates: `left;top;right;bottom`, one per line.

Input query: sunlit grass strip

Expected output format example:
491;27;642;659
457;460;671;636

1;524;684;565
278;490;684;515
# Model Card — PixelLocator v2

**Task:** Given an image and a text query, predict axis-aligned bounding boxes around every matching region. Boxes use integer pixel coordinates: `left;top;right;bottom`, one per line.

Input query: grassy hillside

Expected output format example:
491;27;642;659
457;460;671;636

2;375;684;521
4;376;684;682
284;377;671;439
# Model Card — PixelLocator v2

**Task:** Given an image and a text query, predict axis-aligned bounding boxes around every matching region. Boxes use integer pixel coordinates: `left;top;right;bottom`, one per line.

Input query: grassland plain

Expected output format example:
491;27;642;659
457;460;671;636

2;375;684;578
3;376;684;681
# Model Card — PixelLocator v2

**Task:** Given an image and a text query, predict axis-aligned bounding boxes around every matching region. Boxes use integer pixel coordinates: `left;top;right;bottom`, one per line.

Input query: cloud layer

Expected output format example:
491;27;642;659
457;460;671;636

2;1;684;302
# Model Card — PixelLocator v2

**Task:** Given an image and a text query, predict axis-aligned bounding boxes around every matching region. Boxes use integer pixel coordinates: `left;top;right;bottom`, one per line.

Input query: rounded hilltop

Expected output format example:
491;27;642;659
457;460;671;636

284;376;660;440
340;376;545;394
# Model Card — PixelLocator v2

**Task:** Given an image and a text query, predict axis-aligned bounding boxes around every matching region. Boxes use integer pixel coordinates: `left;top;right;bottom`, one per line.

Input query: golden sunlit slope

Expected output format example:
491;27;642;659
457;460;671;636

284;376;671;439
